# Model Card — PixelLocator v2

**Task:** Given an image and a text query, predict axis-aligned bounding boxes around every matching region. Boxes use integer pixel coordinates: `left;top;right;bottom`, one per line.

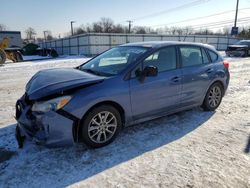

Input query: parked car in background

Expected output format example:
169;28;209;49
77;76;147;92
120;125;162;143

226;40;250;57
15;41;230;149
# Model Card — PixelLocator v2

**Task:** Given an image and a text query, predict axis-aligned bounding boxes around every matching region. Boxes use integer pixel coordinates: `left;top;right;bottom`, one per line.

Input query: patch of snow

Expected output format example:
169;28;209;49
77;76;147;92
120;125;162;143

22;55;51;61
0;54;249;188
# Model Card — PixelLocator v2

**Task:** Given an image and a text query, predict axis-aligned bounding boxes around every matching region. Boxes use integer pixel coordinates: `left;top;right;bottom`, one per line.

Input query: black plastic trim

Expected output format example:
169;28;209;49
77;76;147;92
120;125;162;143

56;109;81;143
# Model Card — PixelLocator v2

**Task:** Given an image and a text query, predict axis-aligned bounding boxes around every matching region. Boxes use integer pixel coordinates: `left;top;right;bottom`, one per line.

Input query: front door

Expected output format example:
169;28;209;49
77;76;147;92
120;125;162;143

129;46;182;120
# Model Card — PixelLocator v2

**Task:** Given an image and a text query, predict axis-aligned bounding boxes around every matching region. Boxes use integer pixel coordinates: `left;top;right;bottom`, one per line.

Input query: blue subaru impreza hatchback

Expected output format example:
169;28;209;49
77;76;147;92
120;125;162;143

15;41;230;148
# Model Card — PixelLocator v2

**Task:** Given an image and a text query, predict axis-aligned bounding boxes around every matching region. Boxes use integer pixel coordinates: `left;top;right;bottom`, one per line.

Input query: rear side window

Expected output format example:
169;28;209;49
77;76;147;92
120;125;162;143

180;47;203;67
208;50;218;62
201;48;210;64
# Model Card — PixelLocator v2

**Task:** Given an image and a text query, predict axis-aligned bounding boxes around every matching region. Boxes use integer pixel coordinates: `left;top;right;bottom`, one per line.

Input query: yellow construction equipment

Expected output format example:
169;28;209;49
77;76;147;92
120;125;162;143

0;37;23;64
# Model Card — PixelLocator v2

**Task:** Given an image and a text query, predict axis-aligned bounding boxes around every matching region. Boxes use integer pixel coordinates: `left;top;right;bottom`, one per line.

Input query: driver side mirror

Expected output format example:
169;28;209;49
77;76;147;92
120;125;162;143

136;65;158;82
143;66;158;77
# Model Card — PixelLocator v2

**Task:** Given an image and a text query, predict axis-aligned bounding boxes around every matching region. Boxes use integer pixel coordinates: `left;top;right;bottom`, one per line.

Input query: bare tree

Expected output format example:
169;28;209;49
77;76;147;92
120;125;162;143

75;24;87;35
25;27;37;40
36;38;44;43
222;27;230;35
92;22;103;33
100;17;114;33
176;27;184;35
134;26;147;34
183;26;194;35
238;26;250;38
169;27;178;35
45;30;54;40
194;28;214;35
0;24;6;31
112;24;125;33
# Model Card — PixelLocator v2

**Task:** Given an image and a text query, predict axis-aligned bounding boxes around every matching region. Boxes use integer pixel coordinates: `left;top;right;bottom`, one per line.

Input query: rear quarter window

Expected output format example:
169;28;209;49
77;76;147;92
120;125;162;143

201;48;210;64
208;50;218;62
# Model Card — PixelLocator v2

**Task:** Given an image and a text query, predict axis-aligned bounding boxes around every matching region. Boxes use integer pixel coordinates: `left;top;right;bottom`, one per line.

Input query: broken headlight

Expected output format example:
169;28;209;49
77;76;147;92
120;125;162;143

31;96;72;112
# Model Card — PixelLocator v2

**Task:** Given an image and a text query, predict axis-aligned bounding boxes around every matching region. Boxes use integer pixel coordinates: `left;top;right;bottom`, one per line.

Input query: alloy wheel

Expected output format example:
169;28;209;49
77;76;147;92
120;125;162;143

208;86;222;108
88;111;117;144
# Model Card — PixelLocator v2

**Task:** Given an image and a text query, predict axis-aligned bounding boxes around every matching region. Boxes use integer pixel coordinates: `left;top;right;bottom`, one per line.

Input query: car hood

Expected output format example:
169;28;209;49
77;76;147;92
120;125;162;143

228;45;248;48
26;68;105;100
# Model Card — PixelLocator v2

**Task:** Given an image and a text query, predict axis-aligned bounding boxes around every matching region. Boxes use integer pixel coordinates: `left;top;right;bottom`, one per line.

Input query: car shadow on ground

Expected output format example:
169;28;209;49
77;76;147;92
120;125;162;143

244;135;250;153
0;108;214;187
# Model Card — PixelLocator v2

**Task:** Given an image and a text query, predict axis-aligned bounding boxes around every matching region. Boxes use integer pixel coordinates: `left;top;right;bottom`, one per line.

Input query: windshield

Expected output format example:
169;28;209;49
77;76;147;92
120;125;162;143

80;46;148;76
236;41;250;45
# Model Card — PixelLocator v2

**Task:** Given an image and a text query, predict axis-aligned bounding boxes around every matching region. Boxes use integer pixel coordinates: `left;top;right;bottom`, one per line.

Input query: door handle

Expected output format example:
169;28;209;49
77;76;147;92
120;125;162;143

171;76;181;82
206;68;213;74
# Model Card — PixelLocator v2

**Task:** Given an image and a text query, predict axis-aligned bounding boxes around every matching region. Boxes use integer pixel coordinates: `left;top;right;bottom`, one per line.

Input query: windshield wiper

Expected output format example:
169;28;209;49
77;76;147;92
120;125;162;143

81;69;102;76
81;68;115;77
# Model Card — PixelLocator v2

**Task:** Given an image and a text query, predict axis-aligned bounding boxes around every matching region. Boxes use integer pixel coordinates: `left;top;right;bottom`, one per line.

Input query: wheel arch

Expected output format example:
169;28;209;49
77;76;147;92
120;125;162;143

211;80;225;95
202;79;225;105
76;100;126;142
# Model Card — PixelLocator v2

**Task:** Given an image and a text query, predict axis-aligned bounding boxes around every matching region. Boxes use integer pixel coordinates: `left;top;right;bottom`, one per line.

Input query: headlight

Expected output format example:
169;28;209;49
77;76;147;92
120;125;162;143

31;96;72;112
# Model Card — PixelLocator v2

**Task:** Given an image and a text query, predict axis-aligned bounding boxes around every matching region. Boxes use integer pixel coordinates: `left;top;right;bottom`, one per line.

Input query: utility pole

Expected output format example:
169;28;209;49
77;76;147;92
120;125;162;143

127;20;133;33
234;0;239;27
43;30;48;41
71;21;75;36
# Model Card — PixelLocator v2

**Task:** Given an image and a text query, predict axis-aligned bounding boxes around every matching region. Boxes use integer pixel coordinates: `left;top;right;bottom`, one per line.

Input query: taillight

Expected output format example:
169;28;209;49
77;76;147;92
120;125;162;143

223;60;229;69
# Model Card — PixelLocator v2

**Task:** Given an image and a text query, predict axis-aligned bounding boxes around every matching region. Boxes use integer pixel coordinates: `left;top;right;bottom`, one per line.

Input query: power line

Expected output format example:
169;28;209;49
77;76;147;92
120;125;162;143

190;17;250;29
148;8;250;28
195;20;250;30
132;0;211;21
191;20;250;31
118;0;212;24
184;18;250;31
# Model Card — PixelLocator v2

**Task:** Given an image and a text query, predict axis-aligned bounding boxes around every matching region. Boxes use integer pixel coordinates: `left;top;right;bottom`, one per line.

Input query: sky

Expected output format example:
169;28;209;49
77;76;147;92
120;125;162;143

1;0;250;38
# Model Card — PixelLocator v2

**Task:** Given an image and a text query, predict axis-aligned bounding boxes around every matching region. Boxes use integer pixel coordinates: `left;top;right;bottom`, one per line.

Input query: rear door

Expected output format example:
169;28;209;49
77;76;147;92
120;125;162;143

179;45;214;106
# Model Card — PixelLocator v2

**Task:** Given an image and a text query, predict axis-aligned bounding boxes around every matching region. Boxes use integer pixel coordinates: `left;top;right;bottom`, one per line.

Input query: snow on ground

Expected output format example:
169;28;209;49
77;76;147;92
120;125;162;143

22;55;51;61
0;54;249;188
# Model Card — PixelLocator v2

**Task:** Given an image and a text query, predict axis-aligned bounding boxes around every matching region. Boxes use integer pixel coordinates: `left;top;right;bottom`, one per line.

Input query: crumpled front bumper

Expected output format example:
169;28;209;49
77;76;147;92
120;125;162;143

15;95;77;148
225;50;246;57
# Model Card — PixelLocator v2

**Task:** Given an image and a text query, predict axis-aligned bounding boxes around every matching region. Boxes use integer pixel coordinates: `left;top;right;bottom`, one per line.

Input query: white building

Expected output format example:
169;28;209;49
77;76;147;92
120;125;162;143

0;31;22;48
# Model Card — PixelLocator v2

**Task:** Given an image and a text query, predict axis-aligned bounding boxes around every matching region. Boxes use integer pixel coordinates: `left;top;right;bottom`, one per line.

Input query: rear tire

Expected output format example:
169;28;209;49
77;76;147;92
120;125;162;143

202;82;224;111
245;50;249;57
0;49;6;64
81;105;122;148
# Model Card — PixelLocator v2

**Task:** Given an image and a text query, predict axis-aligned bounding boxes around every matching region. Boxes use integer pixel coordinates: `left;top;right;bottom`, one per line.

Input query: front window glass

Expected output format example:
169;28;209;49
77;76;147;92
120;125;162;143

143;47;177;72
80;46;148;76
131;63;142;78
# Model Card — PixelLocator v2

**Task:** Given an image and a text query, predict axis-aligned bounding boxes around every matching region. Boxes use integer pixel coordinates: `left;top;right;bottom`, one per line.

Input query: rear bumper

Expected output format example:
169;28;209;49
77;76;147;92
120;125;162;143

15;97;77;147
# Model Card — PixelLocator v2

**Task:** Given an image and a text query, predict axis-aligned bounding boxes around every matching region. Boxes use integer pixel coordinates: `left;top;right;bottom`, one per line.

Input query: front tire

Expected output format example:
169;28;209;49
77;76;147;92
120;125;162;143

202;83;223;111
81;105;122;148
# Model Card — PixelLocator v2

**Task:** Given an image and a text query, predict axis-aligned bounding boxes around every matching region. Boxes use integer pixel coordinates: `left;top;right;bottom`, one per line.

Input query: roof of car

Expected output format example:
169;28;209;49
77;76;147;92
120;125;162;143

121;41;215;50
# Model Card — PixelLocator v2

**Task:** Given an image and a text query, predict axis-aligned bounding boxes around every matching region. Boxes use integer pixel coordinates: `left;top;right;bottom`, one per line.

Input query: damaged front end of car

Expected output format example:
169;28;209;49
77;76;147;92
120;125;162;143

15;68;105;148
225;45;249;57
15;93;79;148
